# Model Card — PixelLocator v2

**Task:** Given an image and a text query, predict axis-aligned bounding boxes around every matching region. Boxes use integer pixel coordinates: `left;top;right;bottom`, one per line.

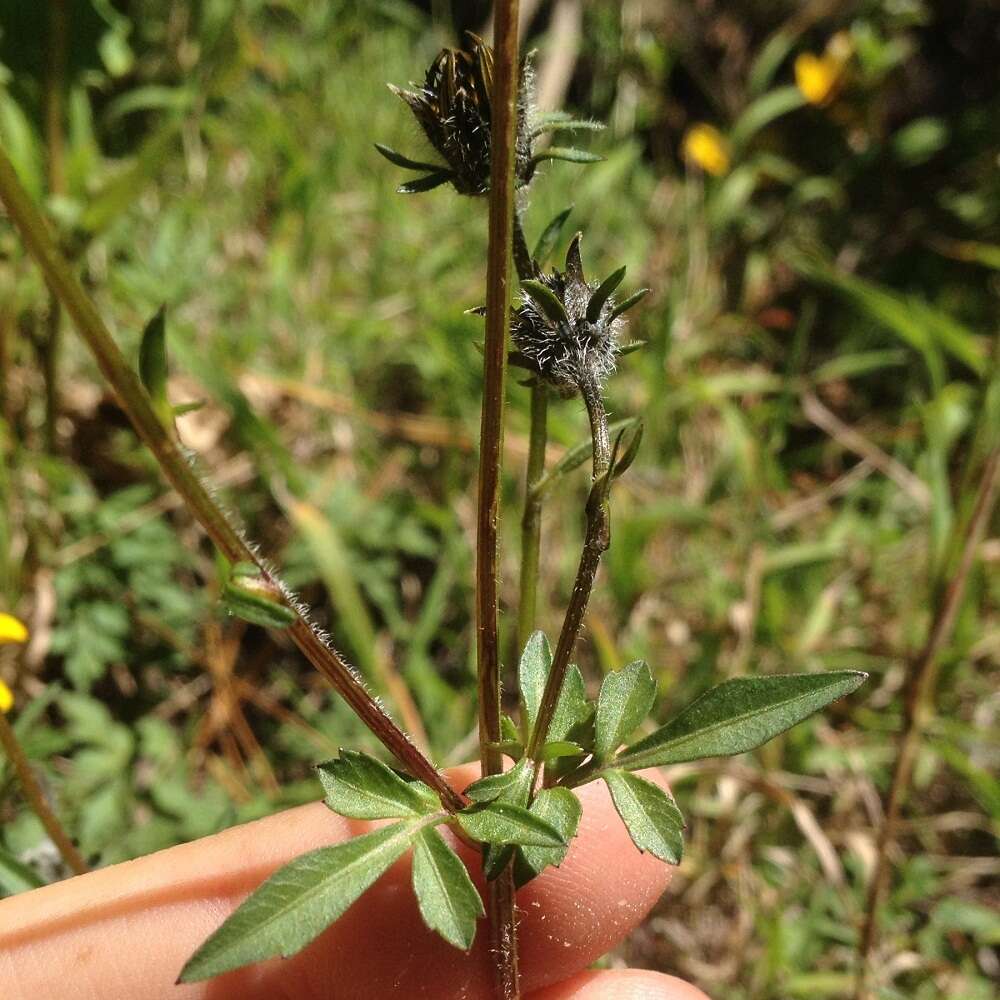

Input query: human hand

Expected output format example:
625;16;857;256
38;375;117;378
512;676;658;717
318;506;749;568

0;763;709;999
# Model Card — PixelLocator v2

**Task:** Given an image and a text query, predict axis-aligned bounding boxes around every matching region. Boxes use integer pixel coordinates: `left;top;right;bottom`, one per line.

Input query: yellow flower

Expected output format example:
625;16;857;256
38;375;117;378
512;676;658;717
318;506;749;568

682;123;730;177
0;613;29;645
0;679;12;713
795;32;852;106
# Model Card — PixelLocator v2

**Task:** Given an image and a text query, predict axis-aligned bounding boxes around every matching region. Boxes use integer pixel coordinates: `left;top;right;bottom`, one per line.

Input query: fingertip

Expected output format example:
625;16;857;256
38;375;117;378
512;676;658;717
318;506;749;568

528;969;712;1000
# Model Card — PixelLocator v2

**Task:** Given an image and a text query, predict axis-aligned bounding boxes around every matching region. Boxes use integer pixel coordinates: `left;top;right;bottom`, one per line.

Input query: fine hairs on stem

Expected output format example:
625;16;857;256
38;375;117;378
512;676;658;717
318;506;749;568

0;149;464;817
476;1;523;995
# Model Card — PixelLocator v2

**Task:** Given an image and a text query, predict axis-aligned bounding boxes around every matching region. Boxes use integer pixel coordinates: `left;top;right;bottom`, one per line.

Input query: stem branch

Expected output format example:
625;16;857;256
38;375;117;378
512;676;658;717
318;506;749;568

0;147;463;815
525;375;610;764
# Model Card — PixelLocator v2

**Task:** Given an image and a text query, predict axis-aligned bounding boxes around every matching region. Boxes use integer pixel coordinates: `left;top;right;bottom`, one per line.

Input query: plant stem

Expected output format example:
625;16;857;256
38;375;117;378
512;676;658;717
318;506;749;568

0;147;464;816
0;711;88;876
512;212;549;657
478;1;522;996
525;375;611;765
517;381;547;652
854;441;1000;999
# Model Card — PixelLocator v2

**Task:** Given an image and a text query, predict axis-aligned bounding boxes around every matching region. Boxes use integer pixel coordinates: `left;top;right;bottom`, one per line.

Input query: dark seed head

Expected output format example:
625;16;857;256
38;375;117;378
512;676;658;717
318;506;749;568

389;32;533;196
511;233;640;395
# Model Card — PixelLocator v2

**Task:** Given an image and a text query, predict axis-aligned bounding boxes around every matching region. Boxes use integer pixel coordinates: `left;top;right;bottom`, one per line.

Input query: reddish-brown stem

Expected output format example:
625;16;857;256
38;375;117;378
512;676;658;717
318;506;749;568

477;2;522;997
525;375;610;765
0;147;463;815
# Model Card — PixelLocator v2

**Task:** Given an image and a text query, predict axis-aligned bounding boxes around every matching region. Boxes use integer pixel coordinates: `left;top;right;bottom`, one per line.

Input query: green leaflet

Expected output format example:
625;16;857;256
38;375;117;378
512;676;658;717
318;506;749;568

586;266;626;322
593;660;656;760
608;287;649;322
532;205;573;264
603;769;683;865
618;672;867;769
178;819;423;982
464;758;533;803
138;306;171;427
521;280;569;324
514;787;582;887
518;630;552;735
456;801;566;848
518;632;592;746
531;147;604;166
317;750;438;819
411;827;484;950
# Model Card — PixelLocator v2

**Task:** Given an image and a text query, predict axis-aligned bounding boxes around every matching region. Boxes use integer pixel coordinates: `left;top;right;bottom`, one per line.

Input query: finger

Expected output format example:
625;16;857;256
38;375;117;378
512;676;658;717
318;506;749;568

0;765;674;999
528;969;711;999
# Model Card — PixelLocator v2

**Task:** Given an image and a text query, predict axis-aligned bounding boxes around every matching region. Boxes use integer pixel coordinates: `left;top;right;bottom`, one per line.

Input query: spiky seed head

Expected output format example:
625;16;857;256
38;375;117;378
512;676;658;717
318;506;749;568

510;234;643;395
388;32;533;196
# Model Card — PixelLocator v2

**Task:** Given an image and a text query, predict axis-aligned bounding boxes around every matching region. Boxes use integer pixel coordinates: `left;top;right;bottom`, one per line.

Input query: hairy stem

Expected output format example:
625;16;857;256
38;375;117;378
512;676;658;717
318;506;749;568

0;147;464;815
478;2;522;996
0;711;88;876
854;442;1000;998
525;375;611;765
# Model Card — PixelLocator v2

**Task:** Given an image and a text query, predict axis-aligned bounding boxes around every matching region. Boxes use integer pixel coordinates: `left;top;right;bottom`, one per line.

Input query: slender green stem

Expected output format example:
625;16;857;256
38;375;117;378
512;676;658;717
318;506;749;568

512;212;549;656
517;381;547;652
525;375;611;765
477;2;522;996
0;711;88;876
0;147;464;815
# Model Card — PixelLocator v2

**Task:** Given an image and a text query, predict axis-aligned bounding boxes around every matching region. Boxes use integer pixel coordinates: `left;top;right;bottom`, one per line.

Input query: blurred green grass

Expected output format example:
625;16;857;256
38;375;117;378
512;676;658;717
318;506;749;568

0;1;998;997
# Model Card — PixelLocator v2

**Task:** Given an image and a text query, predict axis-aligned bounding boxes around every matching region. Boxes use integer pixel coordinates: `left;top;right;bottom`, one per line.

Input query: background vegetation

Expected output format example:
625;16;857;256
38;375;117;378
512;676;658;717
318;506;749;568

1;1;998;997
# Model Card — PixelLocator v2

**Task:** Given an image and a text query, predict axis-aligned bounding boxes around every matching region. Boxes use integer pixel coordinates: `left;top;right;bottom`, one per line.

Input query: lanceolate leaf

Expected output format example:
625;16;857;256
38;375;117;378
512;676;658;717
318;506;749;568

470;760;535;880
531;111;604;137
618;672;867;770
514;787;583;887
411;827;484;950
531;147;604;167
521;280;569;324
609;287;649;322
610;419;644;480
518;630;552;734
317;750;437;819
138;306;171;427
604;770;684;865
373;142;443;172
594;661;656;760
532;205;573;264
586;266;626;322
456;801;566;848
547;664;592;744
178;820;421;982
464;758;533;803
397;170;453;194
540;740;585;762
